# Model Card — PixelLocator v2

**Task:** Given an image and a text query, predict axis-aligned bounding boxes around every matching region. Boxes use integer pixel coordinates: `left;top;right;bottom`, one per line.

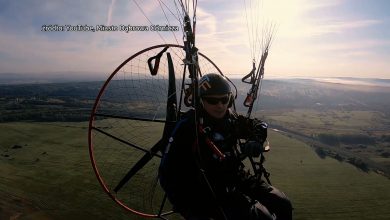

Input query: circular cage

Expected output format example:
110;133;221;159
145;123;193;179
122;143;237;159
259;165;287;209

88;44;234;218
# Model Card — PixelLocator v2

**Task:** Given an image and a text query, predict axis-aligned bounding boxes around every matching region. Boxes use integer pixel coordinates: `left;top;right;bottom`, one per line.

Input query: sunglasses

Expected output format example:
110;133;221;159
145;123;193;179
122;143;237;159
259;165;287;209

202;96;230;105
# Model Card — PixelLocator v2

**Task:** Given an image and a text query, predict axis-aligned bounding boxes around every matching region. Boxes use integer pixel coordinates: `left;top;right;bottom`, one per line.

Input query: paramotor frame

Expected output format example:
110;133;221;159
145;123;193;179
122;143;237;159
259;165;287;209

88;44;235;219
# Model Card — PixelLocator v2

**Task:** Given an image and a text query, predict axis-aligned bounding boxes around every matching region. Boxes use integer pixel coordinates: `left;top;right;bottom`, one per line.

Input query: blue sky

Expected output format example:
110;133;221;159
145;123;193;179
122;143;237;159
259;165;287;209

0;0;389;79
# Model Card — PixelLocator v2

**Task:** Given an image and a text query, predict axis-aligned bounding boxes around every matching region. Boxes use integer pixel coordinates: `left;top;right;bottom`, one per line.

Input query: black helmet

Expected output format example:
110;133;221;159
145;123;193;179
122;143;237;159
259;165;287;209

199;73;231;97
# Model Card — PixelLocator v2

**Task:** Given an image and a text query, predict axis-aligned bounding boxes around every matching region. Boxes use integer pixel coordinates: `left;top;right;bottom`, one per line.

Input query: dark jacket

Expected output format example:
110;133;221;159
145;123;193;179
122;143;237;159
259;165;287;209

159;109;253;218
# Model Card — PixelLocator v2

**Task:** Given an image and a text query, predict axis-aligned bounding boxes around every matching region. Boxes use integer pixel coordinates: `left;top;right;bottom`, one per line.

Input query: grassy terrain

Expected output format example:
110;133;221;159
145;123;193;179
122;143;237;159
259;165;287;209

263;109;388;135
1;122;390;219
266;131;390;220
261;109;390;176
0;122;131;219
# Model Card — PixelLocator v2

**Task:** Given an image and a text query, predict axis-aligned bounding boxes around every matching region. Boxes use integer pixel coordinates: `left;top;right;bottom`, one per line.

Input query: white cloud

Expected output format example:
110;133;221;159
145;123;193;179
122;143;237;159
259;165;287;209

305;19;382;36
106;0;116;26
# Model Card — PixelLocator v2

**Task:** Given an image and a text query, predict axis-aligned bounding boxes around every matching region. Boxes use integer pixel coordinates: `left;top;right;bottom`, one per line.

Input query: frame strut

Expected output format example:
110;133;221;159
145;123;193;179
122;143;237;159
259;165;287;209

91;126;162;158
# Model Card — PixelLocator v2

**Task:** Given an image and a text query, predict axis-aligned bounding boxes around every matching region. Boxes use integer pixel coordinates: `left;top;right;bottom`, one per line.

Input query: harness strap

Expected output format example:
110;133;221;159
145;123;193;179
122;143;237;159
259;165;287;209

163;118;189;155
197;123;226;161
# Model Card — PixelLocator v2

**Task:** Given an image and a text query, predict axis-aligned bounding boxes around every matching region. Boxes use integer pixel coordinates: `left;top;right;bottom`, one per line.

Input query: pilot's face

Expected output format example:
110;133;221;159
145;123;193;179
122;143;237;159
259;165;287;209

201;94;230;119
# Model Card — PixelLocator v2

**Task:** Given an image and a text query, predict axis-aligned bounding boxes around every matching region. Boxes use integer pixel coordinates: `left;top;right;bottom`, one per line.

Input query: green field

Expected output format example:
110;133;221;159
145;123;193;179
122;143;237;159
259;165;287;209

263;109;388;135
266;131;390;219
262;109;390;176
1;122;390;219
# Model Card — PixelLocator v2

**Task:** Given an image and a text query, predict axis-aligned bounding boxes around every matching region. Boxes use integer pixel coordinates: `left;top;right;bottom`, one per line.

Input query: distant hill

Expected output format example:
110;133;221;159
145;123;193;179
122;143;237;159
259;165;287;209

0;72;107;85
231;78;390;113
1;76;389;113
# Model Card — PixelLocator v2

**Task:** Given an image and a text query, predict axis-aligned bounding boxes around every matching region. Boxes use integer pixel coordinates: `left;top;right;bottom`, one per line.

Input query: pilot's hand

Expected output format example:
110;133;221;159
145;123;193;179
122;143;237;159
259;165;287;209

241;140;263;157
251;119;267;144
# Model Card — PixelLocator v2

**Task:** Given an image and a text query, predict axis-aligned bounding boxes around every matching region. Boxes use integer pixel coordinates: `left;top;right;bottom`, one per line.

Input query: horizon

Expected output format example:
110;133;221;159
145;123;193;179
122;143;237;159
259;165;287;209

1;71;390;88
2;71;390;80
